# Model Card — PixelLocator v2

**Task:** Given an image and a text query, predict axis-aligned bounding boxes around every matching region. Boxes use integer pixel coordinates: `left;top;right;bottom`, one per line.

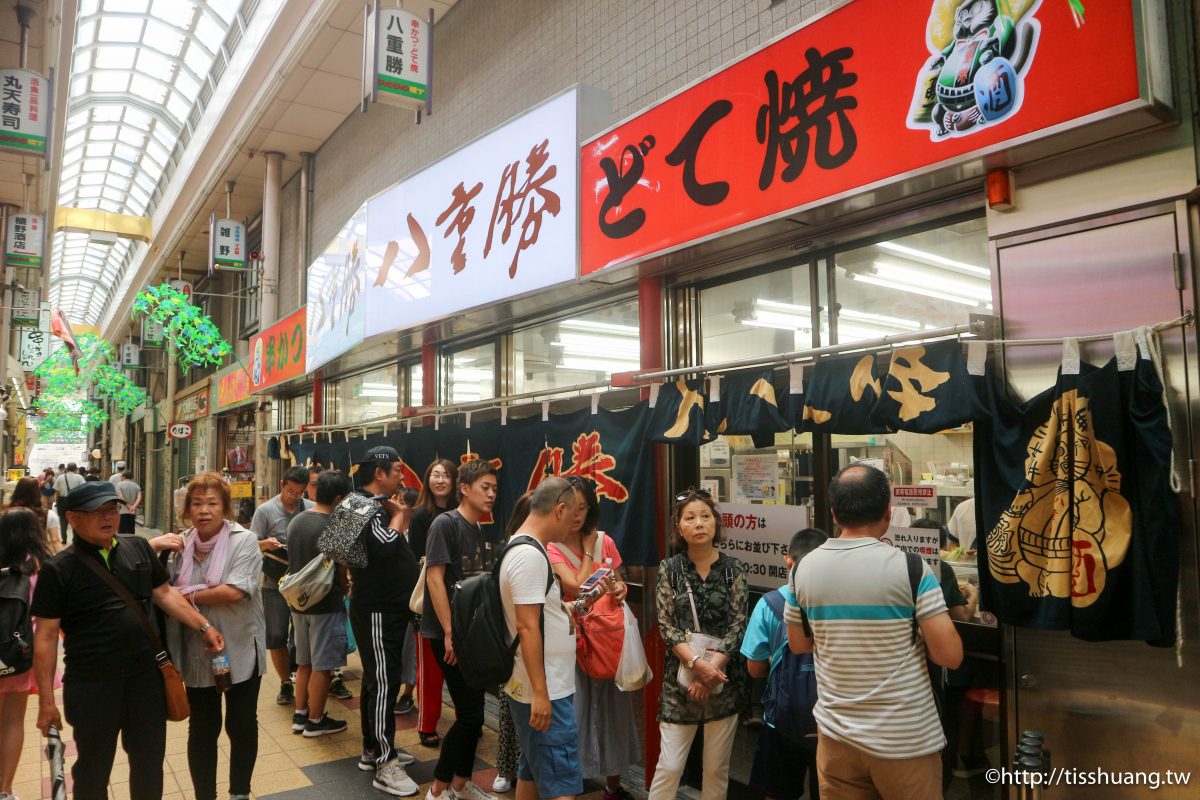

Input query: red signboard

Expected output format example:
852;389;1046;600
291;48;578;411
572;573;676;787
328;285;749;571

581;0;1147;276
168;422;193;439
215;364;252;411
250;307;306;392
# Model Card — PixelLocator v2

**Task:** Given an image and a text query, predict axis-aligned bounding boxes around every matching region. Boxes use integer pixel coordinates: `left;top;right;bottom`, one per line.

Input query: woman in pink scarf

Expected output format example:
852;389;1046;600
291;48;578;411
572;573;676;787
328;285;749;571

166;473;266;800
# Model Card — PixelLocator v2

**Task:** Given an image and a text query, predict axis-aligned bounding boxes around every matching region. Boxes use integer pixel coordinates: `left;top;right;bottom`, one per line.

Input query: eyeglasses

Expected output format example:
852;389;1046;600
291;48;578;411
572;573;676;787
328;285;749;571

675;487;712;503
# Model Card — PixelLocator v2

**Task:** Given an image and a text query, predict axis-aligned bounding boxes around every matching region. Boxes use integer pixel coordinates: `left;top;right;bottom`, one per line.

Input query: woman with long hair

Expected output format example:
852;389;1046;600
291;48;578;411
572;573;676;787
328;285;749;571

7;477;53;553
410;458;457;748
648;489;749;800
40;469;56;511
165;473;266;800
0;508;50;800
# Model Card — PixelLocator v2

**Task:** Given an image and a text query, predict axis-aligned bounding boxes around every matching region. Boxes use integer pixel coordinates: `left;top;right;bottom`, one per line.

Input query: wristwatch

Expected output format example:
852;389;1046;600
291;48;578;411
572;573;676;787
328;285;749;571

198;622;212;634
573;598;585;616
685;654;700;670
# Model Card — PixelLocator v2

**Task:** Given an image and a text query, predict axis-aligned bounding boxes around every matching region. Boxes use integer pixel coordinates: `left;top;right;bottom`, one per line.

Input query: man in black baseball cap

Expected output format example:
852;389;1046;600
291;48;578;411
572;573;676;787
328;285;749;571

32;479;224;800
349;444;421;794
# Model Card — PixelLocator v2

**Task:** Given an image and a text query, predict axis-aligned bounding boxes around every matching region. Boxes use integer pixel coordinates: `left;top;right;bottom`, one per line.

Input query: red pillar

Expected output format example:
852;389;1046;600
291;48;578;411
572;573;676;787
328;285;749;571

638;276;666;789
422;326;437;407
311;370;323;425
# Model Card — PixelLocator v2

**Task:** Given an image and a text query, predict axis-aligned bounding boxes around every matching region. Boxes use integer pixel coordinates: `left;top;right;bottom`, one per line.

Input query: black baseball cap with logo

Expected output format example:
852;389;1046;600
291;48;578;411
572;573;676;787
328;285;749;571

360;446;401;466
63;481;121;512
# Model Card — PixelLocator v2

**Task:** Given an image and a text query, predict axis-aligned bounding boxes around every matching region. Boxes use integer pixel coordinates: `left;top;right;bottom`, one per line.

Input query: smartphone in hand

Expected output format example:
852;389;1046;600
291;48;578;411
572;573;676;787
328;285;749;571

578;567;614;598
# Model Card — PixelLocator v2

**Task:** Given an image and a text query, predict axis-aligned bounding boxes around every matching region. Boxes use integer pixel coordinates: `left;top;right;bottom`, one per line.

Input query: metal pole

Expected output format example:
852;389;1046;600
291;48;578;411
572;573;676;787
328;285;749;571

260;153;282;328
0;202;10;472
16;4;34;68
298;152;312;308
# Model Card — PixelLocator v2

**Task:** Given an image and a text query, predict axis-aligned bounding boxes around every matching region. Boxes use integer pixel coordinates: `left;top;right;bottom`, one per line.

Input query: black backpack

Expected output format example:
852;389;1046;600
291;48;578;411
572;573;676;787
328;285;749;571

450;535;552;690
0;564;34;678
760;589;818;744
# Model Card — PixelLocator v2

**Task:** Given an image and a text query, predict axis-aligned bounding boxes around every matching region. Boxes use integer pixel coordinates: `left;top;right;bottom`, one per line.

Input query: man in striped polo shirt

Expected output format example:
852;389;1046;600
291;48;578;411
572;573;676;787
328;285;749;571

785;464;963;799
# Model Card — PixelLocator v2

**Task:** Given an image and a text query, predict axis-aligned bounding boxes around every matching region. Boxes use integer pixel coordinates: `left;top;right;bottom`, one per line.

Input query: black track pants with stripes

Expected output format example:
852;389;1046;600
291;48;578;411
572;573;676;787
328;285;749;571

349;604;409;767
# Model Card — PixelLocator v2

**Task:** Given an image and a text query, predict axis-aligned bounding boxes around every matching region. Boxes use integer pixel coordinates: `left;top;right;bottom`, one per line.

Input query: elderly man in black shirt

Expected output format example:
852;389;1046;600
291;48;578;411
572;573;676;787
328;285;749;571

31;482;224;800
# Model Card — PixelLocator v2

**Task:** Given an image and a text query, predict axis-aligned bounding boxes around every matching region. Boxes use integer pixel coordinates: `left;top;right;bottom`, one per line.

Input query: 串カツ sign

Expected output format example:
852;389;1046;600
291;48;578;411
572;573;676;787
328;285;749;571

581;0;1157;275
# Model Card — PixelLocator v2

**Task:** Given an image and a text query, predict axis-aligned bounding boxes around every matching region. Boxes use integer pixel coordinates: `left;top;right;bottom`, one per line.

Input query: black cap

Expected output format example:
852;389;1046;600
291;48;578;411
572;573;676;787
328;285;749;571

63;481;120;512
361;445;400;465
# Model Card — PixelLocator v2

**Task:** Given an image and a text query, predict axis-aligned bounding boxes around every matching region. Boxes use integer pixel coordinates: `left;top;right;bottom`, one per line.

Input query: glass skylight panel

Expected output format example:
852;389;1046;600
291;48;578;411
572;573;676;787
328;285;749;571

77;19;97;45
194;13;224;48
91;71;131;92
129;74;168;105
136;48;174;79
79;173;105;186
95;46;137;69
173;69;201;100
104;0;151;13
144;19;185;56
181;40;212;77
98;16;143;43
84;142;113;158
123;106;152;128
165;91;190;123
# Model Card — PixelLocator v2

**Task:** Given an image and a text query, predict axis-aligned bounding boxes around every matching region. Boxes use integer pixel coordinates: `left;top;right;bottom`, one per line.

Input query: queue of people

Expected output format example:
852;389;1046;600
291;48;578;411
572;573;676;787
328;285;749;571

0;453;969;800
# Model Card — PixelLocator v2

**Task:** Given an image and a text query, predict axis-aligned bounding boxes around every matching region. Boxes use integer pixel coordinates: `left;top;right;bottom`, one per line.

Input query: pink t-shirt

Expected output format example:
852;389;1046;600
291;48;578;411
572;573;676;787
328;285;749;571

546;533;623;601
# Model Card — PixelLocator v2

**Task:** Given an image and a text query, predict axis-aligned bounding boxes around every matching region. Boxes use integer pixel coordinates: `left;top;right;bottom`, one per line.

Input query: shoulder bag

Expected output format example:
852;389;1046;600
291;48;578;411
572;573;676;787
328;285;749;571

560;533;626;680
674;560;725;695
71;546;190;721
409;557;427;615
278;552;336;612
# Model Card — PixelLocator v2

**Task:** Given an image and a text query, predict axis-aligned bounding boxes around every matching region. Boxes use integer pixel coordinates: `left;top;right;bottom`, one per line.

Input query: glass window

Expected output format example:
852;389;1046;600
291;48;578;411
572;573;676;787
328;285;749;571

407;363;424;407
701;264;815;364
330;365;399;424
512;299;640;395
832;219;990;343
449;344;495;404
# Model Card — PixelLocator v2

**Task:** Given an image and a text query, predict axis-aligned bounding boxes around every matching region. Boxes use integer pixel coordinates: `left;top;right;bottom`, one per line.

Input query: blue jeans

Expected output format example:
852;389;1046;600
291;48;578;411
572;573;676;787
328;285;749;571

508;694;584;798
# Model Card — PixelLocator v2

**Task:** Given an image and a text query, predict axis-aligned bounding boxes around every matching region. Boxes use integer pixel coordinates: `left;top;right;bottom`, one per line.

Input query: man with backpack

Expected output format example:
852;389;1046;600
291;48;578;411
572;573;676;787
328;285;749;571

742;528;828;800
498;477;590;800
785;465;963;800
422;459;500;800
347;446;420;796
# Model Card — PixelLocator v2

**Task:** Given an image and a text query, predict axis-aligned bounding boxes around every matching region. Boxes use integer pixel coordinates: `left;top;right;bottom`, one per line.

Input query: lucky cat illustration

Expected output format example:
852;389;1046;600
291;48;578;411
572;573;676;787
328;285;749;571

908;0;1042;140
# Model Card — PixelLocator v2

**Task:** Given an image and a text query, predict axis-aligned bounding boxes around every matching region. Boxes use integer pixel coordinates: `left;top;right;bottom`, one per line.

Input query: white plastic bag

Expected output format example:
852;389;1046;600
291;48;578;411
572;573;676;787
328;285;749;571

614;603;653;692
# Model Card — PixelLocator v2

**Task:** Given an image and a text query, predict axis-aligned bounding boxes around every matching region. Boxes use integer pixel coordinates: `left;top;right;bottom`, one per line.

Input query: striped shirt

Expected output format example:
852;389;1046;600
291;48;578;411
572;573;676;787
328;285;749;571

784;537;947;758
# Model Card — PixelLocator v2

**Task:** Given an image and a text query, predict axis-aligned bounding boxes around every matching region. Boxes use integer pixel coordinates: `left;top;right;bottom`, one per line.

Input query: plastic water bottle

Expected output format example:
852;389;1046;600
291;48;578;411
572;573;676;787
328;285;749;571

46;725;66;800
212;653;232;692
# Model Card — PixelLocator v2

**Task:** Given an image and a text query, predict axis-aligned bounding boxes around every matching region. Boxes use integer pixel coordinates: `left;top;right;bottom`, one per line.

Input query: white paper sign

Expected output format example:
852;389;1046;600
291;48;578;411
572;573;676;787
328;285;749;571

892;485;937;508
18;327;48;371
306;205;368;372
0;69;50;160
371;8;429;110
210;218;246;271
10;288;39;326
881;525;941;573
733;454;778;503
4;213;44;269
716;502;810;589
120;344;141;367
142;318;165;348
363;90;579;339
169;279;193;302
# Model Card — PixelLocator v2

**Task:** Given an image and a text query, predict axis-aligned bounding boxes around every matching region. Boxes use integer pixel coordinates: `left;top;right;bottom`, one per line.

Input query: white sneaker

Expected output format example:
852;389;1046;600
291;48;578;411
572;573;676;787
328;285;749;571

424;789;452;800
454;782;497;800
492;775;513;793
373;759;419;796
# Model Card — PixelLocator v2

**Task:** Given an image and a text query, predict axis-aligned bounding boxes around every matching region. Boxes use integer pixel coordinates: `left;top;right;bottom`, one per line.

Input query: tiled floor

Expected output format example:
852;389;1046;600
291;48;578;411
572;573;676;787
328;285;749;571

9;655;612;799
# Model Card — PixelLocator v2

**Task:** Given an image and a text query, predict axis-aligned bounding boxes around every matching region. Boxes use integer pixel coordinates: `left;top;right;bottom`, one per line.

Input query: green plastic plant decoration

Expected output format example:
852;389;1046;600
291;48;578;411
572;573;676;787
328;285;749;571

34;333;148;433
132;283;232;369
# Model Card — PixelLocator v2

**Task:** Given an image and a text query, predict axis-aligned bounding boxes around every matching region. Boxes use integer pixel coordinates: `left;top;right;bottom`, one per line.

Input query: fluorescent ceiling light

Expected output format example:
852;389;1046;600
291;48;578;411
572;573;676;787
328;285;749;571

852;273;989;308
747;299;919;332
872;259;991;302
561;357;637;372
362;382;396;389
877;241;990;277
358;388;398;399
559;319;639;336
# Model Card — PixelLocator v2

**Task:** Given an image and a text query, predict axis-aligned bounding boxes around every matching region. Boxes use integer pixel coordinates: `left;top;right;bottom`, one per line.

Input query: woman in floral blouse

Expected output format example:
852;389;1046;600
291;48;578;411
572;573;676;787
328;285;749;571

648;488;748;800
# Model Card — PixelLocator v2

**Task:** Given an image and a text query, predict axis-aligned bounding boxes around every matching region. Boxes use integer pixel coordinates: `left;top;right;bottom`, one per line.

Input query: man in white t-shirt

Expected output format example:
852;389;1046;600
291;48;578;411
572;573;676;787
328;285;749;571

499;477;603;800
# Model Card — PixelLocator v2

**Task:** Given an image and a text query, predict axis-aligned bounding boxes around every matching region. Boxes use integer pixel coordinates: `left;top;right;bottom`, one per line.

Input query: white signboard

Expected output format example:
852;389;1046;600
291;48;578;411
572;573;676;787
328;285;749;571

17;327;48;371
0;69;49;160
306;204;368;372
169;279;193;302
10;288;39;327
733;453;778;503
893;485;937;508
4;213;44;269
369;8;430;110
362;89;580;339
120;343;141;366
142;318;165;348
167;422;193;439
716;502;810;589
210;217;246;271
881;525;941;573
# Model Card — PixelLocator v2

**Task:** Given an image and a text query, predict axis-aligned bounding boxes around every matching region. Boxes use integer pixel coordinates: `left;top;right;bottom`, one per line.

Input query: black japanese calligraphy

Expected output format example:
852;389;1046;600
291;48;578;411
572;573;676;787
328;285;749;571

756;47;858;191
597;136;655;240
665;99;732;207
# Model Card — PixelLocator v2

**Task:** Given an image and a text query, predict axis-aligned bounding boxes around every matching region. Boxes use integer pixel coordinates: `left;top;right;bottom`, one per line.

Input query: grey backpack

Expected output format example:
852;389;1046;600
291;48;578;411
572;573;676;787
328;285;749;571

317;493;378;568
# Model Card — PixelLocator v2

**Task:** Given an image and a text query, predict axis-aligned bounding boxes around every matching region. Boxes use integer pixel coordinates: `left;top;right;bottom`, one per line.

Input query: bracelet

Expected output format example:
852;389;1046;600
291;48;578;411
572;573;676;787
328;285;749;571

198;622;212;634
685;654;699;670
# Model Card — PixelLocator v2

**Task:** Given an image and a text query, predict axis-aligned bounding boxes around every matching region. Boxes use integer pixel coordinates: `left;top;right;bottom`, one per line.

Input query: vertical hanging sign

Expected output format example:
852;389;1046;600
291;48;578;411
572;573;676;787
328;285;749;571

209;213;246;271
0;69;49;160
10;288;39;327
142;318;165;348
4;213;44;269
364;4;431;112
18;327;48;371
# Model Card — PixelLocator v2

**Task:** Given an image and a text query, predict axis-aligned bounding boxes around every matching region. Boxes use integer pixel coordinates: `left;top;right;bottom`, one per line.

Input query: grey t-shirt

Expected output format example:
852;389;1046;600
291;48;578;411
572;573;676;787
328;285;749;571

421;510;480;639
115;479;141;515
250;495;313;585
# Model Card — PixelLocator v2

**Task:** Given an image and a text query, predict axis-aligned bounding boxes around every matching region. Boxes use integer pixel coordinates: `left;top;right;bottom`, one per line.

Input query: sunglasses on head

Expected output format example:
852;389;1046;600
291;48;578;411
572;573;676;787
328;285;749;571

675;487;713;503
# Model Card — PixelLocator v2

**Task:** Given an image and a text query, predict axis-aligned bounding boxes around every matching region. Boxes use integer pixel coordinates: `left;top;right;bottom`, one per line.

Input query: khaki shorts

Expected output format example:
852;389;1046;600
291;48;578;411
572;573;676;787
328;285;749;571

816;731;942;800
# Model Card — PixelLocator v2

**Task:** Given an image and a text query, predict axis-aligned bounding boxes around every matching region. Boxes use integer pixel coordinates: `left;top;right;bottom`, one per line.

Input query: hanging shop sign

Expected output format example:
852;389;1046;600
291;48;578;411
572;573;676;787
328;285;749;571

892;485;937;508
174;380;211;422
0;69;49;160
167;422;193;439
306;205;367;372
365;6;431;110
4;213;44;270
212;361;253;412
362;88;583;339
230;480;254;499
142;317;165;348
120;343;140;366
881;525;941;573
17;327;49;371
250;307;306;392
580;0;1171;276
717;502;810;590
169;279;193;302
209;215;246;271
10;289;39;327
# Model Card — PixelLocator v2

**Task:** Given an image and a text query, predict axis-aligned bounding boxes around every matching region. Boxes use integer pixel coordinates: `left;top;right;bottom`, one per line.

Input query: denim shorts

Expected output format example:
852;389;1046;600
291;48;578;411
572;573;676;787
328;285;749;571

292;610;348;671
508;694;584;798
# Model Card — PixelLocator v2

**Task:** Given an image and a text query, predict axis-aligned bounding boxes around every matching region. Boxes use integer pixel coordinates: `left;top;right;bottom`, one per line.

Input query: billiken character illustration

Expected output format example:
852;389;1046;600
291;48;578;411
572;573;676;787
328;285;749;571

908;0;1042;140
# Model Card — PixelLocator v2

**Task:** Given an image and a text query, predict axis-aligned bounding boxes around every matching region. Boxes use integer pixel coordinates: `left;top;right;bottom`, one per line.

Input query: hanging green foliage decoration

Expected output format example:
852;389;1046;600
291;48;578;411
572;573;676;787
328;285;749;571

33;333;148;438
132;283;232;369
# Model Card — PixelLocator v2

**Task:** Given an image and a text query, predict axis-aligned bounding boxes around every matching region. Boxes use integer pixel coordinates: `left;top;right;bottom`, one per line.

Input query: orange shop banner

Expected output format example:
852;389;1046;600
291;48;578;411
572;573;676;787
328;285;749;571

580;0;1164;276
250;307;306;392
214;362;252;411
